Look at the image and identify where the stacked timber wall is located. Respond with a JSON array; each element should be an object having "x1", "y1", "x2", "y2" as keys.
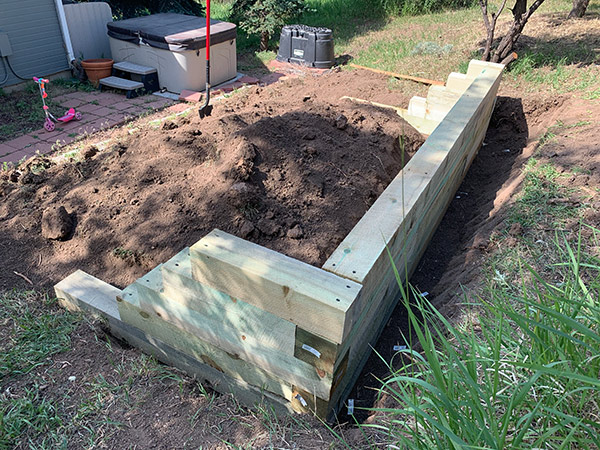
[{"x1": 54, "y1": 60, "x2": 504, "y2": 419}]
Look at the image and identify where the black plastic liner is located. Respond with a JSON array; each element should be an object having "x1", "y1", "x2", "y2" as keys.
[{"x1": 107, "y1": 13, "x2": 237, "y2": 52}]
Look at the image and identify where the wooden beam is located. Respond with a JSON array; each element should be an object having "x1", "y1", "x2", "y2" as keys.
[
  {"x1": 53, "y1": 270, "x2": 295, "y2": 415},
  {"x1": 294, "y1": 327, "x2": 340, "y2": 376},
  {"x1": 157, "y1": 250, "x2": 297, "y2": 356},
  {"x1": 190, "y1": 230, "x2": 362, "y2": 344},
  {"x1": 132, "y1": 267, "x2": 333, "y2": 399},
  {"x1": 445, "y1": 72, "x2": 473, "y2": 94},
  {"x1": 136, "y1": 265, "x2": 294, "y2": 356},
  {"x1": 55, "y1": 269, "x2": 121, "y2": 319},
  {"x1": 119, "y1": 285, "x2": 302, "y2": 400},
  {"x1": 349, "y1": 63, "x2": 445, "y2": 86}
]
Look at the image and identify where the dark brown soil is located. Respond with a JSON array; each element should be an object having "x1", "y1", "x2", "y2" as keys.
[{"x1": 0, "y1": 70, "x2": 424, "y2": 290}]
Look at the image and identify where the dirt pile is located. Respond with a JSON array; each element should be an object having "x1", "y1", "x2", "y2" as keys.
[{"x1": 0, "y1": 71, "x2": 424, "y2": 289}]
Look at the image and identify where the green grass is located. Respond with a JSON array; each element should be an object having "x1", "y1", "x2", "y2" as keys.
[
  {"x1": 0, "y1": 289, "x2": 207, "y2": 448},
  {"x1": 0, "y1": 291, "x2": 78, "y2": 379},
  {"x1": 0, "y1": 291, "x2": 78, "y2": 447},
  {"x1": 508, "y1": 158, "x2": 580, "y2": 230},
  {"x1": 0, "y1": 388, "x2": 65, "y2": 449},
  {"x1": 362, "y1": 230, "x2": 600, "y2": 448}
]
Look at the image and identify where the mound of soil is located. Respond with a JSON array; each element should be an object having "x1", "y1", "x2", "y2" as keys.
[{"x1": 0, "y1": 71, "x2": 424, "y2": 289}]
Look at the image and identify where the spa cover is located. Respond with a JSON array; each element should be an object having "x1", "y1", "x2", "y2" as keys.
[{"x1": 107, "y1": 13, "x2": 236, "y2": 52}]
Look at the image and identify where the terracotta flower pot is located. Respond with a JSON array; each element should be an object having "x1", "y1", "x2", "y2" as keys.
[{"x1": 81, "y1": 58, "x2": 114, "y2": 87}]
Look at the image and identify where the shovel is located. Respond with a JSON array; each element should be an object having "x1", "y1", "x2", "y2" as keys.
[{"x1": 199, "y1": 0, "x2": 213, "y2": 118}]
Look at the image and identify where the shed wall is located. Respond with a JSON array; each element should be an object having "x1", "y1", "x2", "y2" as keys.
[{"x1": 0, "y1": 0, "x2": 69, "y2": 87}]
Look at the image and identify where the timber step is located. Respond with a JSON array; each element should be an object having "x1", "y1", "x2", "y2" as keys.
[{"x1": 53, "y1": 270, "x2": 295, "y2": 415}]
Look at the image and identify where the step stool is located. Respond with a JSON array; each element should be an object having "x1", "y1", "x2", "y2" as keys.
[
  {"x1": 99, "y1": 62, "x2": 159, "y2": 98},
  {"x1": 99, "y1": 76, "x2": 145, "y2": 99}
]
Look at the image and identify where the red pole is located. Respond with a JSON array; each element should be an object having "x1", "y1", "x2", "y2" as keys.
[{"x1": 206, "y1": 0, "x2": 210, "y2": 61}]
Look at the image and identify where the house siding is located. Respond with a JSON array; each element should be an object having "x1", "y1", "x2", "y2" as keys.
[{"x1": 0, "y1": 0, "x2": 70, "y2": 87}]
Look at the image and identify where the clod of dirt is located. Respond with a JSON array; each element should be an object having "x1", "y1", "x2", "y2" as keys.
[
  {"x1": 41, "y1": 206, "x2": 74, "y2": 241},
  {"x1": 302, "y1": 131, "x2": 317, "y2": 140},
  {"x1": 335, "y1": 114, "x2": 348, "y2": 130},
  {"x1": 508, "y1": 222, "x2": 524, "y2": 236},
  {"x1": 8, "y1": 170, "x2": 20, "y2": 183},
  {"x1": 239, "y1": 220, "x2": 255, "y2": 238},
  {"x1": 257, "y1": 218, "x2": 281, "y2": 236},
  {"x1": 18, "y1": 171, "x2": 42, "y2": 185},
  {"x1": 228, "y1": 139, "x2": 256, "y2": 181},
  {"x1": 226, "y1": 182, "x2": 258, "y2": 208},
  {"x1": 109, "y1": 142, "x2": 128, "y2": 156},
  {"x1": 162, "y1": 121, "x2": 178, "y2": 130},
  {"x1": 82, "y1": 145, "x2": 99, "y2": 159},
  {"x1": 287, "y1": 225, "x2": 304, "y2": 239},
  {"x1": 0, "y1": 181, "x2": 14, "y2": 197}
]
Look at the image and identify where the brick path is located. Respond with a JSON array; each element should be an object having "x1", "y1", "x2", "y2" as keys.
[{"x1": 0, "y1": 90, "x2": 176, "y2": 164}]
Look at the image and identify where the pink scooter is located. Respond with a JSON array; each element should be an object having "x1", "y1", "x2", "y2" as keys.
[{"x1": 33, "y1": 77, "x2": 82, "y2": 132}]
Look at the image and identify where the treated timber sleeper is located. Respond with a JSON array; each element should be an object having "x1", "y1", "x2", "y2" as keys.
[
  {"x1": 122, "y1": 282, "x2": 333, "y2": 400},
  {"x1": 160, "y1": 248, "x2": 341, "y2": 376},
  {"x1": 322, "y1": 62, "x2": 504, "y2": 415},
  {"x1": 189, "y1": 229, "x2": 362, "y2": 344},
  {"x1": 54, "y1": 270, "x2": 295, "y2": 415},
  {"x1": 136, "y1": 263, "x2": 295, "y2": 356},
  {"x1": 120, "y1": 284, "x2": 307, "y2": 401},
  {"x1": 160, "y1": 248, "x2": 296, "y2": 355}
]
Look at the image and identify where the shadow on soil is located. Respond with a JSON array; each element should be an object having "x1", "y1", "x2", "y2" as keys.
[{"x1": 346, "y1": 96, "x2": 529, "y2": 421}]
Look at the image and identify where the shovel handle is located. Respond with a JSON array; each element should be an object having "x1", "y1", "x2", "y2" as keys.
[{"x1": 206, "y1": 0, "x2": 210, "y2": 61}]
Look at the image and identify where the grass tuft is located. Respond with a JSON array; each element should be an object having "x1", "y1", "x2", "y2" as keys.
[
  {"x1": 0, "y1": 291, "x2": 78, "y2": 379},
  {"x1": 364, "y1": 229, "x2": 600, "y2": 448}
]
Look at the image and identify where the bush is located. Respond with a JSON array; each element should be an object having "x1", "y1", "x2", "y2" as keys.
[
  {"x1": 70, "y1": 0, "x2": 205, "y2": 20},
  {"x1": 230, "y1": 0, "x2": 306, "y2": 50},
  {"x1": 378, "y1": 0, "x2": 477, "y2": 15}
]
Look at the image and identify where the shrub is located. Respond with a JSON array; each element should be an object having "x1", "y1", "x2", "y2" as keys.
[
  {"x1": 230, "y1": 0, "x2": 306, "y2": 50},
  {"x1": 71, "y1": 0, "x2": 205, "y2": 20},
  {"x1": 378, "y1": 0, "x2": 477, "y2": 16}
]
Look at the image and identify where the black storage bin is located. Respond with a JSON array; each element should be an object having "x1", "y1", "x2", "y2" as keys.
[{"x1": 276, "y1": 25, "x2": 334, "y2": 69}]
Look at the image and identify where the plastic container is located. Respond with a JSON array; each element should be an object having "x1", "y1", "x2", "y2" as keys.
[
  {"x1": 276, "y1": 25, "x2": 334, "y2": 69},
  {"x1": 107, "y1": 13, "x2": 237, "y2": 94}
]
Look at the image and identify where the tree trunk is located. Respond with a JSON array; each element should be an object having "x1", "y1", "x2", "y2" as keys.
[
  {"x1": 260, "y1": 31, "x2": 269, "y2": 51},
  {"x1": 568, "y1": 0, "x2": 590, "y2": 18},
  {"x1": 491, "y1": 0, "x2": 545, "y2": 63},
  {"x1": 479, "y1": 0, "x2": 508, "y2": 62}
]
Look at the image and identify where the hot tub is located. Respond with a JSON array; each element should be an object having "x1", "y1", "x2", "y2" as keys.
[{"x1": 107, "y1": 13, "x2": 237, "y2": 94}]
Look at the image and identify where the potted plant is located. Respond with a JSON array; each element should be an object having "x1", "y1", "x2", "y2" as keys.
[{"x1": 80, "y1": 58, "x2": 114, "y2": 87}]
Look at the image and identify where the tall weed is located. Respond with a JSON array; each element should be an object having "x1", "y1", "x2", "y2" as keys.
[{"x1": 365, "y1": 230, "x2": 600, "y2": 448}]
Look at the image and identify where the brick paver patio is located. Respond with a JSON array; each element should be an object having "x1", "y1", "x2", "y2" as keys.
[{"x1": 0, "y1": 90, "x2": 177, "y2": 164}]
